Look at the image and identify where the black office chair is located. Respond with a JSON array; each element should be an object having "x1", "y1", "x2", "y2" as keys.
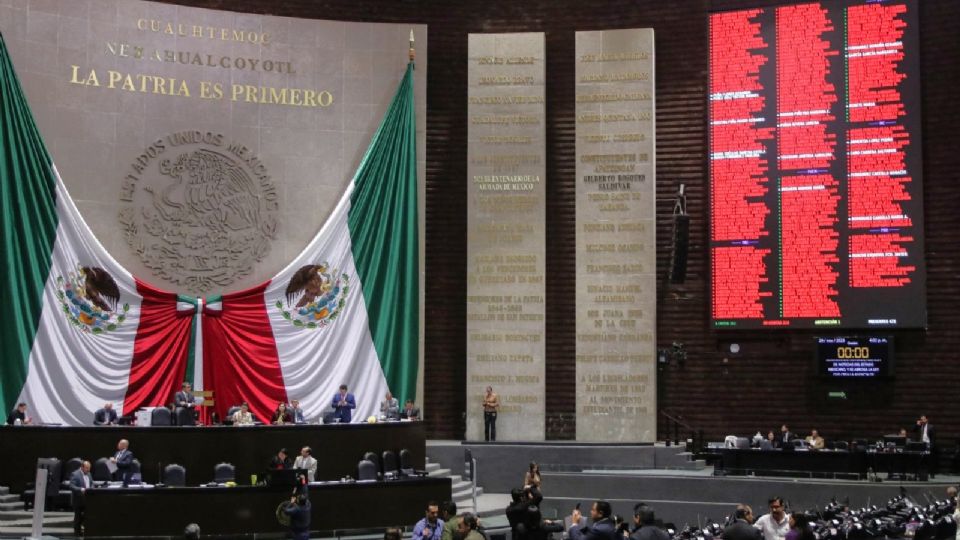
[
  {"x1": 61, "y1": 457, "x2": 83, "y2": 482},
  {"x1": 382, "y1": 450, "x2": 399, "y2": 478},
  {"x1": 357, "y1": 459, "x2": 378, "y2": 481},
  {"x1": 224, "y1": 406, "x2": 241, "y2": 425},
  {"x1": 363, "y1": 451, "x2": 382, "y2": 476},
  {"x1": 214, "y1": 463, "x2": 236, "y2": 483},
  {"x1": 151, "y1": 407, "x2": 172, "y2": 426},
  {"x1": 834, "y1": 441, "x2": 850, "y2": 451},
  {"x1": 322, "y1": 412, "x2": 336, "y2": 424},
  {"x1": 399, "y1": 448, "x2": 415, "y2": 476},
  {"x1": 175, "y1": 406, "x2": 195, "y2": 426},
  {"x1": 92, "y1": 457, "x2": 112, "y2": 482},
  {"x1": 163, "y1": 464, "x2": 187, "y2": 486}
]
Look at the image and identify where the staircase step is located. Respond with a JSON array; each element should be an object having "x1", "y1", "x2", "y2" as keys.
[
  {"x1": 428, "y1": 468, "x2": 451, "y2": 477},
  {"x1": 0, "y1": 501, "x2": 24, "y2": 511},
  {"x1": 425, "y1": 462, "x2": 441, "y2": 472},
  {"x1": 0, "y1": 486, "x2": 9, "y2": 496},
  {"x1": 451, "y1": 480, "x2": 472, "y2": 492},
  {"x1": 0, "y1": 494, "x2": 20, "y2": 503}
]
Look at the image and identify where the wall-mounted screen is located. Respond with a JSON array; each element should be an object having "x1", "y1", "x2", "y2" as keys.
[
  {"x1": 816, "y1": 336, "x2": 893, "y2": 379},
  {"x1": 709, "y1": 0, "x2": 925, "y2": 329}
]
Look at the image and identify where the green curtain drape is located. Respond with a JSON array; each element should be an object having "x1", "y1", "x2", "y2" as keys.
[
  {"x1": 347, "y1": 62, "x2": 419, "y2": 405},
  {"x1": 0, "y1": 33, "x2": 60, "y2": 412}
]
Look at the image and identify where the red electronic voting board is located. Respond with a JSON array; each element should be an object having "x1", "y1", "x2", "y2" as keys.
[{"x1": 709, "y1": 0, "x2": 925, "y2": 329}]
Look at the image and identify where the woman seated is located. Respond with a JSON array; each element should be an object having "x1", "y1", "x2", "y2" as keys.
[
  {"x1": 523, "y1": 461, "x2": 542, "y2": 490},
  {"x1": 271, "y1": 402, "x2": 293, "y2": 425},
  {"x1": 232, "y1": 403, "x2": 254, "y2": 426}
]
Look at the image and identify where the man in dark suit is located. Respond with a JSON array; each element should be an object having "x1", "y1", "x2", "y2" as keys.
[
  {"x1": 330, "y1": 384, "x2": 356, "y2": 423},
  {"x1": 630, "y1": 505, "x2": 669, "y2": 540},
  {"x1": 569, "y1": 500, "x2": 618, "y2": 540},
  {"x1": 175, "y1": 382, "x2": 196, "y2": 426},
  {"x1": 723, "y1": 505, "x2": 762, "y2": 540},
  {"x1": 774, "y1": 425, "x2": 793, "y2": 449},
  {"x1": 70, "y1": 460, "x2": 92, "y2": 536},
  {"x1": 401, "y1": 399, "x2": 421, "y2": 420},
  {"x1": 6, "y1": 402, "x2": 31, "y2": 425},
  {"x1": 915, "y1": 415, "x2": 938, "y2": 477},
  {"x1": 93, "y1": 402, "x2": 118, "y2": 426},
  {"x1": 110, "y1": 439, "x2": 135, "y2": 485}
]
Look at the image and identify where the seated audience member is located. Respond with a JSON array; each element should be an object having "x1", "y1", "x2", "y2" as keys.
[
  {"x1": 458, "y1": 513, "x2": 485, "y2": 540},
  {"x1": 805, "y1": 430, "x2": 825, "y2": 450},
  {"x1": 754, "y1": 497, "x2": 789, "y2": 540},
  {"x1": 381, "y1": 391, "x2": 401, "y2": 420},
  {"x1": 6, "y1": 402, "x2": 31, "y2": 425},
  {"x1": 232, "y1": 403, "x2": 254, "y2": 426},
  {"x1": 272, "y1": 402, "x2": 293, "y2": 425},
  {"x1": 93, "y1": 402, "x2": 118, "y2": 426},
  {"x1": 289, "y1": 399, "x2": 306, "y2": 424},
  {"x1": 786, "y1": 513, "x2": 814, "y2": 540},
  {"x1": 293, "y1": 446, "x2": 317, "y2": 481},
  {"x1": 723, "y1": 504, "x2": 761, "y2": 540},
  {"x1": 899, "y1": 428, "x2": 909, "y2": 439},
  {"x1": 110, "y1": 438, "x2": 135, "y2": 485},
  {"x1": 630, "y1": 505, "x2": 669, "y2": 540},
  {"x1": 569, "y1": 500, "x2": 617, "y2": 540},
  {"x1": 441, "y1": 501, "x2": 459, "y2": 540},
  {"x1": 401, "y1": 399, "x2": 421, "y2": 420},
  {"x1": 384, "y1": 528, "x2": 403, "y2": 540},
  {"x1": 412, "y1": 501, "x2": 444, "y2": 540},
  {"x1": 759, "y1": 431, "x2": 775, "y2": 450},
  {"x1": 775, "y1": 426, "x2": 792, "y2": 449},
  {"x1": 269, "y1": 448, "x2": 292, "y2": 470}
]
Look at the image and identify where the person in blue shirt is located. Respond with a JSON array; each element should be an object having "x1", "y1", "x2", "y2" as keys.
[
  {"x1": 330, "y1": 385, "x2": 356, "y2": 423},
  {"x1": 412, "y1": 501, "x2": 444, "y2": 540},
  {"x1": 569, "y1": 501, "x2": 618, "y2": 540}
]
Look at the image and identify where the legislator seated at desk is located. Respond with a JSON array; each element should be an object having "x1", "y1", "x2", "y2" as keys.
[
  {"x1": 231, "y1": 403, "x2": 255, "y2": 426},
  {"x1": 93, "y1": 402, "x2": 118, "y2": 426},
  {"x1": 805, "y1": 430, "x2": 824, "y2": 450},
  {"x1": 401, "y1": 399, "x2": 420, "y2": 421}
]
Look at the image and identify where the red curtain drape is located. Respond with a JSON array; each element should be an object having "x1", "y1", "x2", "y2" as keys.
[
  {"x1": 122, "y1": 280, "x2": 194, "y2": 414},
  {"x1": 202, "y1": 282, "x2": 287, "y2": 423}
]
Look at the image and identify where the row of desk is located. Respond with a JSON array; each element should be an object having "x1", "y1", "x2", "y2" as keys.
[
  {"x1": 83, "y1": 478, "x2": 452, "y2": 536},
  {"x1": 3, "y1": 422, "x2": 442, "y2": 537},
  {"x1": 714, "y1": 448, "x2": 929, "y2": 479},
  {"x1": 0, "y1": 422, "x2": 426, "y2": 492}
]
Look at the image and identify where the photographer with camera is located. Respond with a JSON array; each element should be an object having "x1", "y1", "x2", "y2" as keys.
[{"x1": 281, "y1": 475, "x2": 311, "y2": 539}]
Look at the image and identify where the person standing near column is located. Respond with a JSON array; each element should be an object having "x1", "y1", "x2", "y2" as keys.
[
  {"x1": 69, "y1": 460, "x2": 92, "y2": 536},
  {"x1": 483, "y1": 386, "x2": 500, "y2": 441}
]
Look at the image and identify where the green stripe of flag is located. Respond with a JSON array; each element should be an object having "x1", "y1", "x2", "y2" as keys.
[
  {"x1": 0, "y1": 34, "x2": 60, "y2": 413},
  {"x1": 347, "y1": 62, "x2": 418, "y2": 405}
]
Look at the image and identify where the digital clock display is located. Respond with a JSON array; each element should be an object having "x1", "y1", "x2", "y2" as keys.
[{"x1": 816, "y1": 336, "x2": 893, "y2": 378}]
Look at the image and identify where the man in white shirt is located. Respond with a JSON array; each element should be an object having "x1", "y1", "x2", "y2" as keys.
[
  {"x1": 293, "y1": 446, "x2": 317, "y2": 481},
  {"x1": 754, "y1": 497, "x2": 789, "y2": 540}
]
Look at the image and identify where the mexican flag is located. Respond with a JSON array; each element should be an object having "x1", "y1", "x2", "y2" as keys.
[
  {"x1": 0, "y1": 34, "x2": 194, "y2": 424},
  {"x1": 1, "y1": 31, "x2": 419, "y2": 425},
  {"x1": 202, "y1": 63, "x2": 419, "y2": 424}
]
